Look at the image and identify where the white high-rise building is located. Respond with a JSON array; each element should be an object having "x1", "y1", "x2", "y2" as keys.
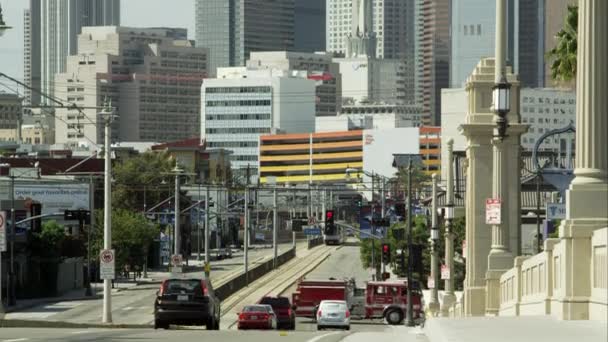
[
  {"x1": 201, "y1": 68, "x2": 316, "y2": 171},
  {"x1": 54, "y1": 27, "x2": 208, "y2": 147},
  {"x1": 326, "y1": 0, "x2": 412, "y2": 59},
  {"x1": 24, "y1": 0, "x2": 120, "y2": 105}
]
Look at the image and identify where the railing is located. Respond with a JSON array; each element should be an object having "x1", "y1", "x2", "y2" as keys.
[
  {"x1": 590, "y1": 228, "x2": 607, "y2": 320},
  {"x1": 498, "y1": 229, "x2": 608, "y2": 320}
]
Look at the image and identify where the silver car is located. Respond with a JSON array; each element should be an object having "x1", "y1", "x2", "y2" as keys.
[{"x1": 316, "y1": 300, "x2": 350, "y2": 330}]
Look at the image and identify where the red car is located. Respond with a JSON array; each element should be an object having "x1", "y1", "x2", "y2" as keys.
[
  {"x1": 258, "y1": 296, "x2": 296, "y2": 330},
  {"x1": 237, "y1": 305, "x2": 277, "y2": 330}
]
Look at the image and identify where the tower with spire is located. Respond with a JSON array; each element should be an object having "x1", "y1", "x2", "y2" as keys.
[{"x1": 345, "y1": 0, "x2": 376, "y2": 58}]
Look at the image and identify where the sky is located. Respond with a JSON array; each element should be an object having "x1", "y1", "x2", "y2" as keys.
[{"x1": 0, "y1": 0, "x2": 195, "y2": 88}]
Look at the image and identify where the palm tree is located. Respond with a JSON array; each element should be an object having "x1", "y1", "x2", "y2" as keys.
[{"x1": 547, "y1": 5, "x2": 578, "y2": 83}]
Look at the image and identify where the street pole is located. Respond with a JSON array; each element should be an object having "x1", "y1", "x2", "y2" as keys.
[
  {"x1": 441, "y1": 139, "x2": 457, "y2": 316},
  {"x1": 101, "y1": 102, "x2": 115, "y2": 324},
  {"x1": 428, "y1": 173, "x2": 440, "y2": 316},
  {"x1": 8, "y1": 175, "x2": 15, "y2": 306},
  {"x1": 244, "y1": 187, "x2": 250, "y2": 285},
  {"x1": 370, "y1": 172, "x2": 377, "y2": 280},
  {"x1": 85, "y1": 176, "x2": 94, "y2": 296},
  {"x1": 273, "y1": 186, "x2": 278, "y2": 269},
  {"x1": 536, "y1": 171, "x2": 542, "y2": 254},
  {"x1": 205, "y1": 186, "x2": 210, "y2": 267},
  {"x1": 197, "y1": 182, "x2": 201, "y2": 261},
  {"x1": 406, "y1": 159, "x2": 414, "y2": 327},
  {"x1": 174, "y1": 163, "x2": 181, "y2": 259}
]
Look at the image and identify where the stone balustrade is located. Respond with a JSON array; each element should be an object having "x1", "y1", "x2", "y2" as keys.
[{"x1": 497, "y1": 228, "x2": 607, "y2": 320}]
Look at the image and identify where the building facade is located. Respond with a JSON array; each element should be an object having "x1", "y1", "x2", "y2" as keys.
[
  {"x1": 419, "y1": 126, "x2": 441, "y2": 175},
  {"x1": 326, "y1": 0, "x2": 414, "y2": 59},
  {"x1": 23, "y1": 0, "x2": 120, "y2": 105},
  {"x1": 315, "y1": 103, "x2": 423, "y2": 132},
  {"x1": 520, "y1": 88, "x2": 576, "y2": 151},
  {"x1": 195, "y1": 0, "x2": 295, "y2": 75},
  {"x1": 54, "y1": 27, "x2": 208, "y2": 147},
  {"x1": 201, "y1": 67, "x2": 316, "y2": 172},
  {"x1": 416, "y1": 0, "x2": 450, "y2": 125},
  {"x1": 335, "y1": 57, "x2": 413, "y2": 105},
  {"x1": 247, "y1": 51, "x2": 341, "y2": 117},
  {"x1": 0, "y1": 92, "x2": 22, "y2": 142},
  {"x1": 294, "y1": 0, "x2": 326, "y2": 53},
  {"x1": 258, "y1": 130, "x2": 363, "y2": 184}
]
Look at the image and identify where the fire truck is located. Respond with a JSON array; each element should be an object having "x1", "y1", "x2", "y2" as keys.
[{"x1": 291, "y1": 278, "x2": 423, "y2": 325}]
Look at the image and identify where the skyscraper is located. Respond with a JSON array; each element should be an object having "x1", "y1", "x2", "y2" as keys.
[
  {"x1": 326, "y1": 0, "x2": 413, "y2": 59},
  {"x1": 518, "y1": 0, "x2": 545, "y2": 88},
  {"x1": 23, "y1": 0, "x2": 120, "y2": 105},
  {"x1": 294, "y1": 0, "x2": 326, "y2": 53},
  {"x1": 415, "y1": 0, "x2": 450, "y2": 126},
  {"x1": 195, "y1": 0, "x2": 295, "y2": 75}
]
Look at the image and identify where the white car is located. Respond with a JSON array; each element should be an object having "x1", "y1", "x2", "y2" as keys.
[{"x1": 316, "y1": 300, "x2": 350, "y2": 331}]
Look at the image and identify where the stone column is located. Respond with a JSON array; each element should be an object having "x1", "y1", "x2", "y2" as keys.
[
  {"x1": 428, "y1": 173, "x2": 440, "y2": 316},
  {"x1": 441, "y1": 139, "x2": 457, "y2": 316},
  {"x1": 555, "y1": 0, "x2": 608, "y2": 320}
]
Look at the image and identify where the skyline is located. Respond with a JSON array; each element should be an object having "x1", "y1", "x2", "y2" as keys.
[{"x1": 0, "y1": 0, "x2": 195, "y2": 86}]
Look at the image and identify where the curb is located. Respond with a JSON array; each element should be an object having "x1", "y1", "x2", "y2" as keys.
[
  {"x1": 5, "y1": 294, "x2": 103, "y2": 314},
  {"x1": 0, "y1": 319, "x2": 150, "y2": 329}
]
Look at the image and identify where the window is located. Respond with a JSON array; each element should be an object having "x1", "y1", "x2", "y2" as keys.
[
  {"x1": 464, "y1": 25, "x2": 468, "y2": 35},
  {"x1": 477, "y1": 24, "x2": 482, "y2": 35}
]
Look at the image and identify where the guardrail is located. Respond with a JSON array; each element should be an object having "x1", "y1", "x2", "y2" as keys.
[
  {"x1": 590, "y1": 228, "x2": 607, "y2": 320},
  {"x1": 214, "y1": 247, "x2": 296, "y2": 301}
]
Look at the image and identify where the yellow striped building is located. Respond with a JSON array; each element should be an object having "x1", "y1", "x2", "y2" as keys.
[{"x1": 259, "y1": 130, "x2": 364, "y2": 184}]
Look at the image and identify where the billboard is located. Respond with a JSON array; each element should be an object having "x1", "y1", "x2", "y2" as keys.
[
  {"x1": 363, "y1": 128, "x2": 420, "y2": 178},
  {"x1": 12, "y1": 183, "x2": 90, "y2": 216}
]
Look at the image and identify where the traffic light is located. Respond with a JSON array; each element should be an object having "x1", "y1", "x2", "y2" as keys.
[
  {"x1": 396, "y1": 249, "x2": 406, "y2": 277},
  {"x1": 381, "y1": 243, "x2": 391, "y2": 264},
  {"x1": 324, "y1": 209, "x2": 335, "y2": 235},
  {"x1": 394, "y1": 203, "x2": 405, "y2": 216}
]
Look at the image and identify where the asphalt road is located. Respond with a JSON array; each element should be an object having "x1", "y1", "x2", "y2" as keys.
[
  {"x1": 4, "y1": 244, "x2": 295, "y2": 325},
  {"x1": 0, "y1": 326, "x2": 428, "y2": 342}
]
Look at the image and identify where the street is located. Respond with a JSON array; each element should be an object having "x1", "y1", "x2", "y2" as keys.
[
  {"x1": 0, "y1": 326, "x2": 428, "y2": 342},
  {"x1": 4, "y1": 243, "x2": 296, "y2": 325}
]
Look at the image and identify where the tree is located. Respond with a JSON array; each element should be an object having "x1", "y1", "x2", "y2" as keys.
[
  {"x1": 112, "y1": 151, "x2": 174, "y2": 210},
  {"x1": 28, "y1": 220, "x2": 66, "y2": 259},
  {"x1": 547, "y1": 5, "x2": 578, "y2": 83},
  {"x1": 92, "y1": 209, "x2": 159, "y2": 272}
]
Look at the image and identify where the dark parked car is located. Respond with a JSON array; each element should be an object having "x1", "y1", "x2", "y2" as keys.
[
  {"x1": 258, "y1": 296, "x2": 296, "y2": 330},
  {"x1": 154, "y1": 278, "x2": 221, "y2": 330}
]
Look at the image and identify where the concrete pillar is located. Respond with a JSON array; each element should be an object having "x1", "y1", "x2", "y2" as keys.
[
  {"x1": 555, "y1": 0, "x2": 608, "y2": 320},
  {"x1": 459, "y1": 57, "x2": 527, "y2": 316},
  {"x1": 441, "y1": 139, "x2": 457, "y2": 316}
]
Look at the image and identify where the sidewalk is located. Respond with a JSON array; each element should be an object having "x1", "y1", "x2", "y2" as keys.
[
  {"x1": 2, "y1": 281, "x2": 138, "y2": 316},
  {"x1": 423, "y1": 316, "x2": 607, "y2": 342}
]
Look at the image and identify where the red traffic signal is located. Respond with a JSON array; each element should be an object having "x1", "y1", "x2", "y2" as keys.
[{"x1": 325, "y1": 210, "x2": 334, "y2": 221}]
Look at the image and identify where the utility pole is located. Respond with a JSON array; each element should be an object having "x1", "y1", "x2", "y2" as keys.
[
  {"x1": 406, "y1": 158, "x2": 415, "y2": 327},
  {"x1": 244, "y1": 187, "x2": 250, "y2": 285},
  {"x1": 8, "y1": 174, "x2": 15, "y2": 306},
  {"x1": 273, "y1": 186, "x2": 278, "y2": 269},
  {"x1": 85, "y1": 176, "x2": 94, "y2": 296},
  {"x1": 428, "y1": 173, "x2": 440, "y2": 316},
  {"x1": 173, "y1": 160, "x2": 183, "y2": 259},
  {"x1": 197, "y1": 182, "x2": 201, "y2": 261},
  {"x1": 205, "y1": 186, "x2": 210, "y2": 268},
  {"x1": 100, "y1": 100, "x2": 115, "y2": 324}
]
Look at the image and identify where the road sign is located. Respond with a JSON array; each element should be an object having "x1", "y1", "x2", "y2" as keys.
[
  {"x1": 546, "y1": 203, "x2": 566, "y2": 220},
  {"x1": 303, "y1": 226, "x2": 321, "y2": 236},
  {"x1": 307, "y1": 216, "x2": 317, "y2": 225},
  {"x1": 485, "y1": 198, "x2": 502, "y2": 225},
  {"x1": 100, "y1": 249, "x2": 115, "y2": 280},
  {"x1": 0, "y1": 211, "x2": 6, "y2": 252},
  {"x1": 171, "y1": 254, "x2": 183, "y2": 267},
  {"x1": 427, "y1": 276, "x2": 435, "y2": 289},
  {"x1": 441, "y1": 264, "x2": 450, "y2": 280}
]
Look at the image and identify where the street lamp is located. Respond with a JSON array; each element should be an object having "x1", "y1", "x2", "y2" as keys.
[
  {"x1": 492, "y1": 74, "x2": 511, "y2": 139},
  {"x1": 0, "y1": 3, "x2": 12, "y2": 37}
]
